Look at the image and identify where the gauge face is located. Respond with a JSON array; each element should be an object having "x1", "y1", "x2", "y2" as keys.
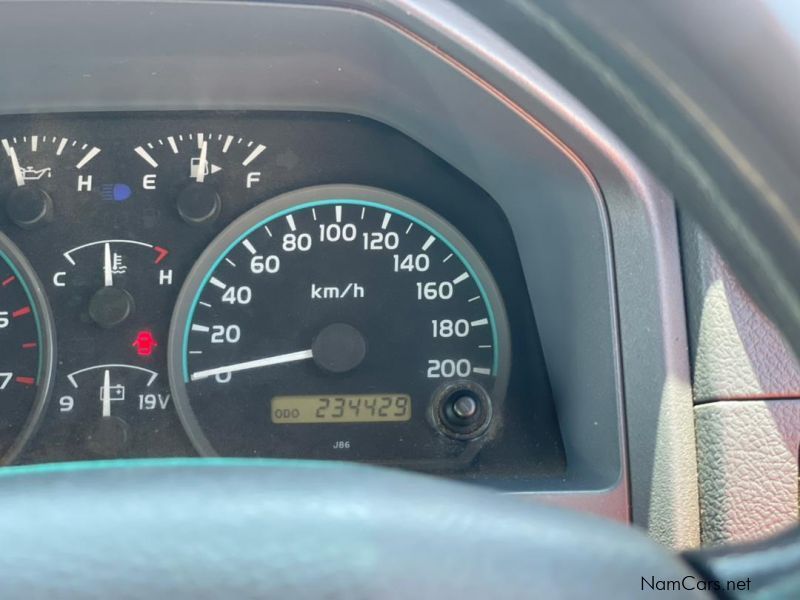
[
  {"x1": 0, "y1": 232, "x2": 54, "y2": 463},
  {"x1": 1, "y1": 134, "x2": 101, "y2": 230},
  {"x1": 169, "y1": 185, "x2": 511, "y2": 466},
  {"x1": 55, "y1": 238, "x2": 172, "y2": 328},
  {"x1": 41, "y1": 237, "x2": 179, "y2": 458},
  {"x1": 51, "y1": 363, "x2": 174, "y2": 458},
  {"x1": 132, "y1": 131, "x2": 269, "y2": 228}
]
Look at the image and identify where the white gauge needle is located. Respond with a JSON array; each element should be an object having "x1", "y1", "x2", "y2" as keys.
[
  {"x1": 7, "y1": 146, "x2": 24, "y2": 187},
  {"x1": 103, "y1": 242, "x2": 113, "y2": 287},
  {"x1": 190, "y1": 349, "x2": 314, "y2": 381},
  {"x1": 196, "y1": 140, "x2": 208, "y2": 183},
  {"x1": 101, "y1": 369, "x2": 112, "y2": 417}
]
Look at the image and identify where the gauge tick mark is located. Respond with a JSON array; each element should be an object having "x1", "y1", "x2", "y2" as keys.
[
  {"x1": 12, "y1": 306, "x2": 31, "y2": 318},
  {"x1": 135, "y1": 146, "x2": 159, "y2": 168},
  {"x1": 209, "y1": 277, "x2": 227, "y2": 290},
  {"x1": 242, "y1": 144, "x2": 266, "y2": 167},
  {"x1": 76, "y1": 146, "x2": 101, "y2": 169}
]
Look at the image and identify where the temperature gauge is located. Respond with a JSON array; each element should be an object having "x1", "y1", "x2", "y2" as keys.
[{"x1": 54, "y1": 239, "x2": 172, "y2": 328}]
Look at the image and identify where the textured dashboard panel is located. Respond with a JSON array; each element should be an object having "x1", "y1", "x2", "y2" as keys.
[
  {"x1": 695, "y1": 400, "x2": 800, "y2": 545},
  {"x1": 681, "y1": 215, "x2": 800, "y2": 401}
]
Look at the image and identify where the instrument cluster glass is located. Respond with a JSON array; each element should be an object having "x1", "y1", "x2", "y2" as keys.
[{"x1": 0, "y1": 112, "x2": 564, "y2": 480}]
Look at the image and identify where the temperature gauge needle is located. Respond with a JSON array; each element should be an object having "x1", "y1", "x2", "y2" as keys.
[
  {"x1": 190, "y1": 349, "x2": 314, "y2": 381},
  {"x1": 103, "y1": 242, "x2": 113, "y2": 287},
  {"x1": 7, "y1": 146, "x2": 24, "y2": 187},
  {"x1": 101, "y1": 369, "x2": 112, "y2": 417}
]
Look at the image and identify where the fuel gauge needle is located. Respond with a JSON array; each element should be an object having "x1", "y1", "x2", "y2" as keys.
[
  {"x1": 101, "y1": 369, "x2": 112, "y2": 417},
  {"x1": 196, "y1": 139, "x2": 208, "y2": 183},
  {"x1": 190, "y1": 349, "x2": 314, "y2": 381},
  {"x1": 103, "y1": 242, "x2": 114, "y2": 287},
  {"x1": 7, "y1": 146, "x2": 24, "y2": 187}
]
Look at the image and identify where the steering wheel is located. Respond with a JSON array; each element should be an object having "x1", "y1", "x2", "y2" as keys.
[{"x1": 0, "y1": 1, "x2": 798, "y2": 597}]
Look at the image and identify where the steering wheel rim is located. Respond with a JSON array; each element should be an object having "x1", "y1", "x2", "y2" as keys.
[{"x1": 0, "y1": 459, "x2": 711, "y2": 599}]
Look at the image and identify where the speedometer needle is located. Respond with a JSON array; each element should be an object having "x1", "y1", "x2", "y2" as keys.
[{"x1": 190, "y1": 349, "x2": 314, "y2": 381}]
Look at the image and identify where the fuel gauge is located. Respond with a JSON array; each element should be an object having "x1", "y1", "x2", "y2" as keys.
[{"x1": 133, "y1": 132, "x2": 268, "y2": 226}]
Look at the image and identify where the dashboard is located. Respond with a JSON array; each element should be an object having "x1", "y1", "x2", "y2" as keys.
[
  {"x1": 0, "y1": 0, "x2": 795, "y2": 572},
  {"x1": 0, "y1": 0, "x2": 686, "y2": 526},
  {"x1": 0, "y1": 111, "x2": 563, "y2": 479}
]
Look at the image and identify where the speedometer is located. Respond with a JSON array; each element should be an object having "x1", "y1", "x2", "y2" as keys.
[{"x1": 168, "y1": 185, "x2": 510, "y2": 466}]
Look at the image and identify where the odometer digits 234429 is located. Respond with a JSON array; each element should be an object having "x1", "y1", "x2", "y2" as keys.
[{"x1": 168, "y1": 185, "x2": 510, "y2": 466}]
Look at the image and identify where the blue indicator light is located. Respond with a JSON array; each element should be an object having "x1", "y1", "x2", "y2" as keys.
[{"x1": 101, "y1": 183, "x2": 132, "y2": 203}]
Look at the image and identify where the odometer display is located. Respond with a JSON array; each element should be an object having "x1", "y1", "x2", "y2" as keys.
[
  {"x1": 271, "y1": 394, "x2": 411, "y2": 424},
  {"x1": 168, "y1": 185, "x2": 511, "y2": 466}
]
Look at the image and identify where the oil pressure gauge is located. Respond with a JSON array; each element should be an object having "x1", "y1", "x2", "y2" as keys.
[{"x1": 1, "y1": 134, "x2": 101, "y2": 229}]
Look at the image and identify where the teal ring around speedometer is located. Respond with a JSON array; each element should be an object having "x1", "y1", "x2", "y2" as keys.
[
  {"x1": 181, "y1": 199, "x2": 501, "y2": 382},
  {"x1": 168, "y1": 184, "x2": 511, "y2": 461}
]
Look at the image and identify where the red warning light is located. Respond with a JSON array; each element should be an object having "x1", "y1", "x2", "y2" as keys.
[{"x1": 133, "y1": 330, "x2": 158, "y2": 357}]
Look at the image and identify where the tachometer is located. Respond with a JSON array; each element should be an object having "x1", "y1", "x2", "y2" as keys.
[
  {"x1": 168, "y1": 185, "x2": 510, "y2": 466},
  {"x1": 0, "y1": 232, "x2": 54, "y2": 463}
]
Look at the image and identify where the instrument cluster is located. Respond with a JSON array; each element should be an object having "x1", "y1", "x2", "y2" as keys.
[{"x1": 0, "y1": 112, "x2": 563, "y2": 479}]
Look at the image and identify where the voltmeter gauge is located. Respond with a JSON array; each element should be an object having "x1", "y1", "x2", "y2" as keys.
[
  {"x1": 0, "y1": 232, "x2": 54, "y2": 464},
  {"x1": 169, "y1": 185, "x2": 511, "y2": 467},
  {"x1": 52, "y1": 363, "x2": 174, "y2": 458}
]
